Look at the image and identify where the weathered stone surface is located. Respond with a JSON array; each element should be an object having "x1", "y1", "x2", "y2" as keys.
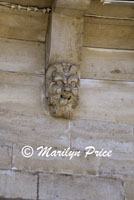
[
  {"x1": 0, "y1": 112, "x2": 69, "y2": 148},
  {"x1": 47, "y1": 12, "x2": 83, "y2": 66},
  {"x1": 0, "y1": 38, "x2": 45, "y2": 74},
  {"x1": 12, "y1": 143, "x2": 99, "y2": 175},
  {"x1": 0, "y1": 170, "x2": 37, "y2": 199},
  {"x1": 99, "y1": 153, "x2": 134, "y2": 178},
  {"x1": 39, "y1": 173, "x2": 124, "y2": 200},
  {"x1": 72, "y1": 137, "x2": 134, "y2": 154},
  {"x1": 70, "y1": 119, "x2": 133, "y2": 140},
  {"x1": 81, "y1": 47, "x2": 134, "y2": 81},
  {"x1": 124, "y1": 179, "x2": 134, "y2": 200},
  {"x1": 84, "y1": 16, "x2": 134, "y2": 49},
  {"x1": 46, "y1": 63, "x2": 80, "y2": 119},
  {"x1": 0, "y1": 71, "x2": 70, "y2": 148},
  {"x1": 70, "y1": 119, "x2": 134, "y2": 154},
  {"x1": 0, "y1": 0, "x2": 53, "y2": 8},
  {"x1": 54, "y1": 7, "x2": 86, "y2": 18},
  {"x1": 55, "y1": 0, "x2": 91, "y2": 10},
  {"x1": 0, "y1": 141, "x2": 12, "y2": 170},
  {"x1": 86, "y1": 0, "x2": 134, "y2": 18},
  {"x1": 0, "y1": 6, "x2": 48, "y2": 42},
  {"x1": 74, "y1": 79, "x2": 134, "y2": 124},
  {"x1": 0, "y1": 72, "x2": 44, "y2": 114}
]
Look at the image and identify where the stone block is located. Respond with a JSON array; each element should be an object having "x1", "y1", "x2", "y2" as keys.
[
  {"x1": 0, "y1": 170, "x2": 37, "y2": 199},
  {"x1": 81, "y1": 47, "x2": 134, "y2": 81},
  {"x1": 84, "y1": 17, "x2": 134, "y2": 49},
  {"x1": 55, "y1": 0, "x2": 91, "y2": 10},
  {"x1": 0, "y1": 6, "x2": 48, "y2": 42},
  {"x1": 13, "y1": 143, "x2": 99, "y2": 175},
  {"x1": 99, "y1": 152, "x2": 134, "y2": 178},
  {"x1": 0, "y1": 112, "x2": 69, "y2": 148},
  {"x1": 0, "y1": 72, "x2": 44, "y2": 114},
  {"x1": 0, "y1": 141, "x2": 12, "y2": 170},
  {"x1": 70, "y1": 119, "x2": 133, "y2": 141},
  {"x1": 47, "y1": 12, "x2": 83, "y2": 65},
  {"x1": 39, "y1": 173, "x2": 124, "y2": 200},
  {"x1": 74, "y1": 79, "x2": 134, "y2": 125},
  {"x1": 0, "y1": 0, "x2": 53, "y2": 8},
  {"x1": 86, "y1": 0, "x2": 134, "y2": 18},
  {"x1": 0, "y1": 38, "x2": 45, "y2": 74},
  {"x1": 124, "y1": 179, "x2": 134, "y2": 200}
]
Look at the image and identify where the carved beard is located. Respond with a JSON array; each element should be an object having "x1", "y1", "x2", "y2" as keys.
[{"x1": 47, "y1": 83, "x2": 79, "y2": 119}]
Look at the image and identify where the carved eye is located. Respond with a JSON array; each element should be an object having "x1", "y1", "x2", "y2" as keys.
[
  {"x1": 71, "y1": 81, "x2": 77, "y2": 87},
  {"x1": 57, "y1": 80, "x2": 63, "y2": 86}
]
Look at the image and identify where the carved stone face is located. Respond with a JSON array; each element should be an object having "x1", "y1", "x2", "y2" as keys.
[{"x1": 46, "y1": 63, "x2": 80, "y2": 119}]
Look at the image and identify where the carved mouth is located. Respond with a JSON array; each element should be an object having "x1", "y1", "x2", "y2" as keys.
[
  {"x1": 61, "y1": 95, "x2": 71, "y2": 101},
  {"x1": 67, "y1": 96, "x2": 71, "y2": 100}
]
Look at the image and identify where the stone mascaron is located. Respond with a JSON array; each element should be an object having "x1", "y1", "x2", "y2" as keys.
[{"x1": 46, "y1": 63, "x2": 80, "y2": 119}]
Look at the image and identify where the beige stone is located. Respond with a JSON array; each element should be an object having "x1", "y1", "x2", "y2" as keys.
[
  {"x1": 70, "y1": 119, "x2": 133, "y2": 140},
  {"x1": 0, "y1": 0, "x2": 53, "y2": 8},
  {"x1": 39, "y1": 173, "x2": 124, "y2": 200},
  {"x1": 0, "y1": 71, "x2": 44, "y2": 114},
  {"x1": 124, "y1": 180, "x2": 134, "y2": 200},
  {"x1": 86, "y1": 0, "x2": 134, "y2": 18},
  {"x1": 72, "y1": 137, "x2": 134, "y2": 154},
  {"x1": 0, "y1": 0, "x2": 133, "y2": 199},
  {"x1": 0, "y1": 6, "x2": 48, "y2": 42},
  {"x1": 99, "y1": 152, "x2": 134, "y2": 178},
  {"x1": 0, "y1": 141, "x2": 12, "y2": 170},
  {"x1": 46, "y1": 63, "x2": 80, "y2": 119},
  {"x1": 70, "y1": 119, "x2": 134, "y2": 153},
  {"x1": 81, "y1": 47, "x2": 134, "y2": 81},
  {"x1": 0, "y1": 170, "x2": 37, "y2": 199},
  {"x1": 54, "y1": 7, "x2": 86, "y2": 18},
  {"x1": 13, "y1": 143, "x2": 99, "y2": 175},
  {"x1": 0, "y1": 38, "x2": 45, "y2": 74},
  {"x1": 74, "y1": 79, "x2": 134, "y2": 124},
  {"x1": 0, "y1": 112, "x2": 69, "y2": 148},
  {"x1": 55, "y1": 0, "x2": 91, "y2": 10},
  {"x1": 47, "y1": 12, "x2": 83, "y2": 66},
  {"x1": 84, "y1": 16, "x2": 134, "y2": 49}
]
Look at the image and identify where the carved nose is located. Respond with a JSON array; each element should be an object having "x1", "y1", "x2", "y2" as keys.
[{"x1": 64, "y1": 86, "x2": 71, "y2": 92}]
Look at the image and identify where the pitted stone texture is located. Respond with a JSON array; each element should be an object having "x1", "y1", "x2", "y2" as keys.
[
  {"x1": 124, "y1": 179, "x2": 134, "y2": 200},
  {"x1": 99, "y1": 152, "x2": 134, "y2": 178},
  {"x1": 0, "y1": 141, "x2": 12, "y2": 170},
  {"x1": 0, "y1": 112, "x2": 69, "y2": 148},
  {"x1": 74, "y1": 79, "x2": 134, "y2": 125},
  {"x1": 70, "y1": 119, "x2": 133, "y2": 145},
  {"x1": 46, "y1": 63, "x2": 80, "y2": 119},
  {"x1": 81, "y1": 47, "x2": 134, "y2": 81},
  {"x1": 39, "y1": 173, "x2": 124, "y2": 200},
  {"x1": 0, "y1": 38, "x2": 45, "y2": 74},
  {"x1": 48, "y1": 13, "x2": 83, "y2": 65},
  {"x1": 0, "y1": 170, "x2": 37, "y2": 200},
  {"x1": 55, "y1": 0, "x2": 91, "y2": 10},
  {"x1": 0, "y1": 7, "x2": 48, "y2": 42},
  {"x1": 13, "y1": 143, "x2": 99, "y2": 175}
]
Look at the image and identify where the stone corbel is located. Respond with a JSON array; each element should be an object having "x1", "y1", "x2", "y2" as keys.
[{"x1": 45, "y1": 0, "x2": 90, "y2": 118}]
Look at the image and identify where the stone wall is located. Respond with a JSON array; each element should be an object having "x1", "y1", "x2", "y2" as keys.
[{"x1": 0, "y1": 0, "x2": 134, "y2": 199}]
